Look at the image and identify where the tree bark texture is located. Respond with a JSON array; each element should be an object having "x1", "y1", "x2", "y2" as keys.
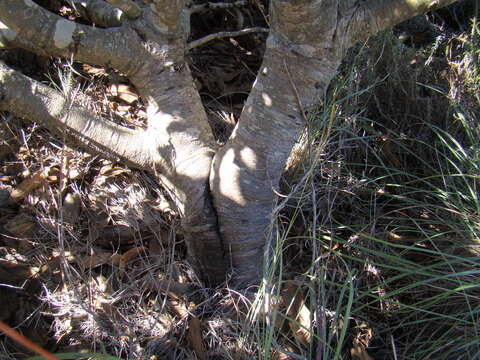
[{"x1": 0, "y1": 0, "x2": 460, "y2": 286}]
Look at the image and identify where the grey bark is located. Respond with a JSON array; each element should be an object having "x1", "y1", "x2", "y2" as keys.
[
  {"x1": 0, "y1": 62, "x2": 153, "y2": 169},
  {"x1": 0, "y1": 0, "x2": 143, "y2": 74},
  {"x1": 69, "y1": 0, "x2": 125, "y2": 27},
  {"x1": 105, "y1": 0, "x2": 141, "y2": 19},
  {"x1": 0, "y1": 0, "x2": 460, "y2": 286}
]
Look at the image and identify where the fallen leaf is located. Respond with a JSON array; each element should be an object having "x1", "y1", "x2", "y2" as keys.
[
  {"x1": 76, "y1": 250, "x2": 113, "y2": 271},
  {"x1": 9, "y1": 168, "x2": 50, "y2": 203},
  {"x1": 168, "y1": 298, "x2": 189, "y2": 318},
  {"x1": 282, "y1": 280, "x2": 312, "y2": 346},
  {"x1": 187, "y1": 316, "x2": 207, "y2": 360},
  {"x1": 149, "y1": 278, "x2": 198, "y2": 300},
  {"x1": 386, "y1": 231, "x2": 424, "y2": 246},
  {"x1": 387, "y1": 231, "x2": 408, "y2": 242},
  {"x1": 118, "y1": 246, "x2": 146, "y2": 277},
  {"x1": 4, "y1": 213, "x2": 36, "y2": 238},
  {"x1": 99, "y1": 164, "x2": 130, "y2": 178},
  {"x1": 82, "y1": 63, "x2": 108, "y2": 77},
  {"x1": 116, "y1": 104, "x2": 132, "y2": 114},
  {"x1": 109, "y1": 84, "x2": 139, "y2": 104},
  {"x1": 0, "y1": 260, "x2": 37, "y2": 283}
]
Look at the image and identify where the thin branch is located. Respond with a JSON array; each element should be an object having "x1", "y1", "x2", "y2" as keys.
[
  {"x1": 190, "y1": 0, "x2": 248, "y2": 14},
  {"x1": 186, "y1": 27, "x2": 269, "y2": 51},
  {"x1": 0, "y1": 61, "x2": 154, "y2": 171},
  {"x1": 105, "y1": 0, "x2": 141, "y2": 19},
  {"x1": 0, "y1": 320, "x2": 60, "y2": 360}
]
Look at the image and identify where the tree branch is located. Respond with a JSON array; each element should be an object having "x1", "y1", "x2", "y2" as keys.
[
  {"x1": 0, "y1": 0, "x2": 144, "y2": 75},
  {"x1": 190, "y1": 0, "x2": 248, "y2": 14},
  {"x1": 186, "y1": 27, "x2": 269, "y2": 51},
  {"x1": 209, "y1": 0, "x2": 462, "y2": 286},
  {"x1": 0, "y1": 20, "x2": 65, "y2": 54},
  {"x1": 69, "y1": 0, "x2": 124, "y2": 27},
  {"x1": 105, "y1": 0, "x2": 141, "y2": 19},
  {"x1": 127, "y1": 58, "x2": 228, "y2": 285},
  {"x1": 343, "y1": 0, "x2": 460, "y2": 46},
  {"x1": 151, "y1": 0, "x2": 188, "y2": 34},
  {"x1": 0, "y1": 21, "x2": 17, "y2": 50},
  {"x1": 0, "y1": 61, "x2": 154, "y2": 170},
  {"x1": 0, "y1": 58, "x2": 228, "y2": 284}
]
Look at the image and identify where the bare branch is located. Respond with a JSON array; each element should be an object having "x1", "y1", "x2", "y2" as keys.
[
  {"x1": 0, "y1": 58, "x2": 228, "y2": 284},
  {"x1": 0, "y1": 20, "x2": 66, "y2": 54},
  {"x1": 0, "y1": 61, "x2": 154, "y2": 170},
  {"x1": 69, "y1": 0, "x2": 124, "y2": 27},
  {"x1": 190, "y1": 0, "x2": 248, "y2": 14},
  {"x1": 343, "y1": 0, "x2": 460, "y2": 46},
  {"x1": 105, "y1": 0, "x2": 141, "y2": 19},
  {"x1": 0, "y1": 21, "x2": 17, "y2": 49},
  {"x1": 123, "y1": 55, "x2": 228, "y2": 284},
  {"x1": 0, "y1": 0, "x2": 145, "y2": 74},
  {"x1": 186, "y1": 27, "x2": 269, "y2": 51}
]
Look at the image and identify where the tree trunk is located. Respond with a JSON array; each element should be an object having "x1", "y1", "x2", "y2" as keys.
[{"x1": 0, "y1": 0, "x2": 460, "y2": 287}]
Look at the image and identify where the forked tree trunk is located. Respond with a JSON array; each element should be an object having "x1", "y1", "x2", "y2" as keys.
[{"x1": 0, "y1": 0, "x2": 459, "y2": 286}]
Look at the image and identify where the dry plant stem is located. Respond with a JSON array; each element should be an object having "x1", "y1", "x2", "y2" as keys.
[
  {"x1": 190, "y1": 0, "x2": 248, "y2": 14},
  {"x1": 186, "y1": 27, "x2": 270, "y2": 51},
  {"x1": 105, "y1": 0, "x2": 141, "y2": 19},
  {"x1": 0, "y1": 320, "x2": 60, "y2": 360}
]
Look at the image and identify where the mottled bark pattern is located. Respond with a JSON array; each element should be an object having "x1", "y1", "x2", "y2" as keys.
[
  {"x1": 211, "y1": 46, "x2": 342, "y2": 284},
  {"x1": 0, "y1": 0, "x2": 459, "y2": 286}
]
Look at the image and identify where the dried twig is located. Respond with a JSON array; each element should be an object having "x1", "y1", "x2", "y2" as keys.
[
  {"x1": 190, "y1": 0, "x2": 248, "y2": 14},
  {"x1": 187, "y1": 27, "x2": 269, "y2": 51},
  {"x1": 0, "y1": 320, "x2": 60, "y2": 360}
]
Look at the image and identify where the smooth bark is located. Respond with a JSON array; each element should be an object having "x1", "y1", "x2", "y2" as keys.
[
  {"x1": 129, "y1": 57, "x2": 227, "y2": 284},
  {"x1": 0, "y1": 0, "x2": 460, "y2": 286},
  {"x1": 210, "y1": 0, "x2": 460, "y2": 284},
  {"x1": 0, "y1": 0, "x2": 143, "y2": 74},
  {"x1": 0, "y1": 61, "x2": 153, "y2": 169},
  {"x1": 70, "y1": 0, "x2": 124, "y2": 27}
]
